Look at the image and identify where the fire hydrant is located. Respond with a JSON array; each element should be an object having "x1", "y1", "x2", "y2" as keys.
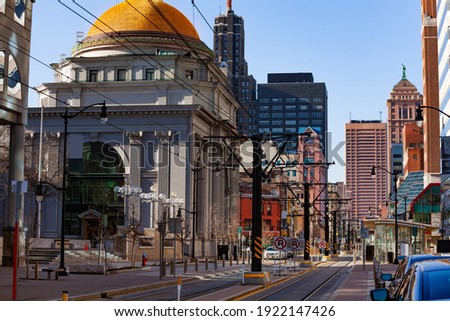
[{"x1": 142, "y1": 252, "x2": 148, "y2": 267}]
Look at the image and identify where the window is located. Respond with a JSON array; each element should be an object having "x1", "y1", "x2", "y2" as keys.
[
  {"x1": 312, "y1": 105, "x2": 323, "y2": 110},
  {"x1": 286, "y1": 97, "x2": 297, "y2": 103},
  {"x1": 272, "y1": 105, "x2": 283, "y2": 110},
  {"x1": 286, "y1": 105, "x2": 296, "y2": 110},
  {"x1": 299, "y1": 98, "x2": 309, "y2": 102},
  {"x1": 88, "y1": 69, "x2": 99, "y2": 82},
  {"x1": 300, "y1": 105, "x2": 309, "y2": 110},
  {"x1": 286, "y1": 113, "x2": 297, "y2": 118},
  {"x1": 272, "y1": 98, "x2": 283, "y2": 103},
  {"x1": 116, "y1": 68, "x2": 126, "y2": 81},
  {"x1": 299, "y1": 112, "x2": 309, "y2": 118},
  {"x1": 185, "y1": 70, "x2": 194, "y2": 80},
  {"x1": 259, "y1": 113, "x2": 270, "y2": 118},
  {"x1": 259, "y1": 105, "x2": 269, "y2": 111},
  {"x1": 313, "y1": 97, "x2": 323, "y2": 102},
  {"x1": 285, "y1": 120, "x2": 296, "y2": 125},
  {"x1": 272, "y1": 113, "x2": 283, "y2": 118},
  {"x1": 145, "y1": 68, "x2": 155, "y2": 80},
  {"x1": 244, "y1": 219, "x2": 252, "y2": 230}
]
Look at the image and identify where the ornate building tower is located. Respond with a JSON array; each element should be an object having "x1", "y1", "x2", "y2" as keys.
[{"x1": 386, "y1": 66, "x2": 423, "y2": 188}]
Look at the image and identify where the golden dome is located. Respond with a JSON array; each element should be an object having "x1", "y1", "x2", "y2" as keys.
[{"x1": 87, "y1": 0, "x2": 200, "y2": 40}]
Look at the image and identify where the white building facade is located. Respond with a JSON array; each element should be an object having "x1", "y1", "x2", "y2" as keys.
[{"x1": 25, "y1": 0, "x2": 241, "y2": 260}]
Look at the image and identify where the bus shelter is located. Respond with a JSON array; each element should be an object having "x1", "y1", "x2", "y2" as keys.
[{"x1": 362, "y1": 219, "x2": 437, "y2": 263}]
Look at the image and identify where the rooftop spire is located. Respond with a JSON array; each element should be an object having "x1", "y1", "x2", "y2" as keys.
[
  {"x1": 227, "y1": 0, "x2": 232, "y2": 11},
  {"x1": 402, "y1": 63, "x2": 407, "y2": 80}
]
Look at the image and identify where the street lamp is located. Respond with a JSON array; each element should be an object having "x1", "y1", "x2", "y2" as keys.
[
  {"x1": 58, "y1": 101, "x2": 107, "y2": 275},
  {"x1": 169, "y1": 192, "x2": 184, "y2": 277},
  {"x1": 139, "y1": 185, "x2": 159, "y2": 228},
  {"x1": 371, "y1": 165, "x2": 399, "y2": 264},
  {"x1": 415, "y1": 105, "x2": 450, "y2": 127}
]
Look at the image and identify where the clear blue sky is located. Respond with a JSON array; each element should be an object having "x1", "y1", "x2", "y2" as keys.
[{"x1": 29, "y1": 0, "x2": 423, "y2": 182}]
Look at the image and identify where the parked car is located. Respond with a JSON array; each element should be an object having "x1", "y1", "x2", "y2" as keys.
[
  {"x1": 371, "y1": 259, "x2": 450, "y2": 300},
  {"x1": 285, "y1": 247, "x2": 294, "y2": 258},
  {"x1": 382, "y1": 253, "x2": 450, "y2": 299},
  {"x1": 263, "y1": 247, "x2": 287, "y2": 260}
]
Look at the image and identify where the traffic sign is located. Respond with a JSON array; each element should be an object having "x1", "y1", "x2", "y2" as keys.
[
  {"x1": 291, "y1": 238, "x2": 301, "y2": 250},
  {"x1": 273, "y1": 236, "x2": 287, "y2": 250},
  {"x1": 361, "y1": 228, "x2": 369, "y2": 239},
  {"x1": 318, "y1": 240, "x2": 326, "y2": 249}
]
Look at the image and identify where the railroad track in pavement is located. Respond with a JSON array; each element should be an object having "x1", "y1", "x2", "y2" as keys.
[{"x1": 238, "y1": 257, "x2": 353, "y2": 301}]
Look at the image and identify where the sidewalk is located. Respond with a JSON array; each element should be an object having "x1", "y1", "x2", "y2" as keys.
[
  {"x1": 0, "y1": 256, "x2": 397, "y2": 301},
  {"x1": 333, "y1": 259, "x2": 397, "y2": 300}
]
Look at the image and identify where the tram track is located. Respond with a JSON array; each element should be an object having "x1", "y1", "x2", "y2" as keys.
[{"x1": 239, "y1": 257, "x2": 353, "y2": 301}]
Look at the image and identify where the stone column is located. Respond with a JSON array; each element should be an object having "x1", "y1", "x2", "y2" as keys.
[{"x1": 2, "y1": 124, "x2": 25, "y2": 266}]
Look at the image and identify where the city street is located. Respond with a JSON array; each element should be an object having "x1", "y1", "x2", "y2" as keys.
[{"x1": 0, "y1": 254, "x2": 394, "y2": 301}]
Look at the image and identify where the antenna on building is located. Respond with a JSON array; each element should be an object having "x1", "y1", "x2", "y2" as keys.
[
  {"x1": 349, "y1": 112, "x2": 352, "y2": 121},
  {"x1": 379, "y1": 111, "x2": 382, "y2": 121}
]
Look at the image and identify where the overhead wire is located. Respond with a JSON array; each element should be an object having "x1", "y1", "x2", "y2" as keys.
[
  {"x1": 61, "y1": 0, "x2": 244, "y2": 176},
  {"x1": 69, "y1": 0, "x2": 232, "y2": 118},
  {"x1": 1, "y1": 1, "x2": 249, "y2": 180}
]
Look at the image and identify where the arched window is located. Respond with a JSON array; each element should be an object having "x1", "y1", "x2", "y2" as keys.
[{"x1": 82, "y1": 142, "x2": 124, "y2": 174}]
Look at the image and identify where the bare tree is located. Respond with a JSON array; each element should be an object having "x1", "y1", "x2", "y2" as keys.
[
  {"x1": 126, "y1": 195, "x2": 142, "y2": 268},
  {"x1": 262, "y1": 221, "x2": 275, "y2": 249},
  {"x1": 210, "y1": 203, "x2": 226, "y2": 258}
]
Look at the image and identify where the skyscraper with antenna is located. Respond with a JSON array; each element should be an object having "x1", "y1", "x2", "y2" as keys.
[{"x1": 213, "y1": 0, "x2": 257, "y2": 135}]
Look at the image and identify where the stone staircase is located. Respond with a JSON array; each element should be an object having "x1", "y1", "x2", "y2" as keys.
[{"x1": 64, "y1": 250, "x2": 126, "y2": 264}]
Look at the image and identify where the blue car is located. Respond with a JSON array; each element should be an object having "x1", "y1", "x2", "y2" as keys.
[
  {"x1": 372, "y1": 259, "x2": 450, "y2": 301},
  {"x1": 382, "y1": 253, "x2": 450, "y2": 299}
]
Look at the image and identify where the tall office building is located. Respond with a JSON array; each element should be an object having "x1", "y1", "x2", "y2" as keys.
[
  {"x1": 214, "y1": 0, "x2": 257, "y2": 135},
  {"x1": 345, "y1": 121, "x2": 387, "y2": 219},
  {"x1": 257, "y1": 73, "x2": 328, "y2": 155},
  {"x1": 386, "y1": 66, "x2": 423, "y2": 188},
  {"x1": 436, "y1": 0, "x2": 450, "y2": 233}
]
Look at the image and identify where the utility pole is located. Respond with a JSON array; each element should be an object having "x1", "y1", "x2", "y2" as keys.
[
  {"x1": 303, "y1": 182, "x2": 311, "y2": 261},
  {"x1": 251, "y1": 136, "x2": 263, "y2": 272},
  {"x1": 324, "y1": 202, "x2": 330, "y2": 256}
]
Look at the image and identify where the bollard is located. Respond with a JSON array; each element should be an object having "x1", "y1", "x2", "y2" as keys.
[
  {"x1": 222, "y1": 254, "x2": 225, "y2": 267},
  {"x1": 195, "y1": 258, "x2": 199, "y2": 271},
  {"x1": 62, "y1": 290, "x2": 69, "y2": 301},
  {"x1": 162, "y1": 261, "x2": 166, "y2": 277},
  {"x1": 214, "y1": 258, "x2": 218, "y2": 270},
  {"x1": 184, "y1": 259, "x2": 188, "y2": 273},
  {"x1": 177, "y1": 275, "x2": 182, "y2": 301},
  {"x1": 35, "y1": 262, "x2": 38, "y2": 280},
  {"x1": 229, "y1": 257, "x2": 232, "y2": 266},
  {"x1": 205, "y1": 257, "x2": 209, "y2": 270}
]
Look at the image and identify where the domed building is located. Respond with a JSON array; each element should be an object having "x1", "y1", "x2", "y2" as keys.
[{"x1": 26, "y1": 0, "x2": 240, "y2": 264}]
